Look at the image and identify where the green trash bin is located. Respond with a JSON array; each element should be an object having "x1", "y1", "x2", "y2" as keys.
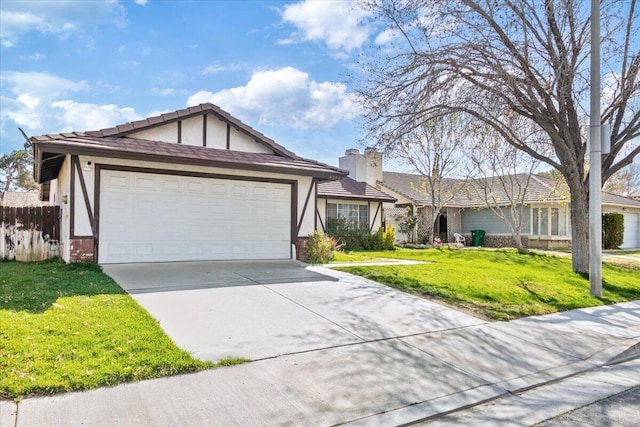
[{"x1": 470, "y1": 230, "x2": 485, "y2": 247}]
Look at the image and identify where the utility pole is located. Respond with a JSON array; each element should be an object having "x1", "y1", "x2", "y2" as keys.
[{"x1": 589, "y1": 0, "x2": 602, "y2": 297}]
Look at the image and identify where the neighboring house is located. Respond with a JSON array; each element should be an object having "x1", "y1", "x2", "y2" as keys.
[
  {"x1": 337, "y1": 149, "x2": 640, "y2": 249},
  {"x1": 1, "y1": 191, "x2": 46, "y2": 207},
  {"x1": 32, "y1": 103, "x2": 346, "y2": 263}
]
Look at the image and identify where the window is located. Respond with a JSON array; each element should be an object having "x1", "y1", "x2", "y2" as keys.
[
  {"x1": 532, "y1": 207, "x2": 567, "y2": 236},
  {"x1": 327, "y1": 203, "x2": 368, "y2": 230}
]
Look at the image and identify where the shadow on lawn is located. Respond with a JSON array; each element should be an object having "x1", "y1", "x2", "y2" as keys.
[{"x1": 0, "y1": 260, "x2": 126, "y2": 314}]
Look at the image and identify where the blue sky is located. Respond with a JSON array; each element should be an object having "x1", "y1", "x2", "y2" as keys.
[{"x1": 0, "y1": 0, "x2": 392, "y2": 167}]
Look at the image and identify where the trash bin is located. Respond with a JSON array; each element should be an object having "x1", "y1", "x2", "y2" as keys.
[{"x1": 470, "y1": 230, "x2": 485, "y2": 247}]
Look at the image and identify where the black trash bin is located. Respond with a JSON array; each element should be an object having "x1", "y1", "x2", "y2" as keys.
[{"x1": 470, "y1": 230, "x2": 485, "y2": 247}]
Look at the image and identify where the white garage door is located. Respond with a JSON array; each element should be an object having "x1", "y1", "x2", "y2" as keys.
[
  {"x1": 98, "y1": 170, "x2": 291, "y2": 263},
  {"x1": 621, "y1": 213, "x2": 639, "y2": 249}
]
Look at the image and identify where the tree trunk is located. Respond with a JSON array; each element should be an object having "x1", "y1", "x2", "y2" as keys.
[{"x1": 567, "y1": 179, "x2": 590, "y2": 273}]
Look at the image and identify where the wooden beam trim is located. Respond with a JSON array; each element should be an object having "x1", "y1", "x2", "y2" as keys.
[
  {"x1": 203, "y1": 114, "x2": 207, "y2": 147},
  {"x1": 370, "y1": 202, "x2": 381, "y2": 232},
  {"x1": 296, "y1": 178, "x2": 315, "y2": 236},
  {"x1": 72, "y1": 155, "x2": 96, "y2": 237}
]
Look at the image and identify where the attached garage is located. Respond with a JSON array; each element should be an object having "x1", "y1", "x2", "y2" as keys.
[
  {"x1": 98, "y1": 169, "x2": 293, "y2": 263},
  {"x1": 32, "y1": 103, "x2": 346, "y2": 263},
  {"x1": 621, "y1": 213, "x2": 639, "y2": 249}
]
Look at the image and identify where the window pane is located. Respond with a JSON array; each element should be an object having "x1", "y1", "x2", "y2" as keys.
[
  {"x1": 550, "y1": 208, "x2": 559, "y2": 235},
  {"x1": 540, "y1": 208, "x2": 549, "y2": 235},
  {"x1": 327, "y1": 203, "x2": 337, "y2": 220},
  {"x1": 359, "y1": 205, "x2": 368, "y2": 229}
]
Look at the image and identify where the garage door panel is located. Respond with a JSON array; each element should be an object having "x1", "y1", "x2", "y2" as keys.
[
  {"x1": 621, "y1": 213, "x2": 639, "y2": 249},
  {"x1": 99, "y1": 171, "x2": 291, "y2": 263}
]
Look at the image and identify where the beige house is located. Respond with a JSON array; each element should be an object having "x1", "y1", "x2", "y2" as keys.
[{"x1": 33, "y1": 104, "x2": 346, "y2": 263}]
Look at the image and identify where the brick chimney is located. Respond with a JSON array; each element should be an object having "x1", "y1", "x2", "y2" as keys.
[{"x1": 339, "y1": 148, "x2": 383, "y2": 185}]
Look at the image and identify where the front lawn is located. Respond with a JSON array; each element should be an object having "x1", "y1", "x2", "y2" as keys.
[
  {"x1": 0, "y1": 260, "x2": 217, "y2": 399},
  {"x1": 333, "y1": 248, "x2": 640, "y2": 321}
]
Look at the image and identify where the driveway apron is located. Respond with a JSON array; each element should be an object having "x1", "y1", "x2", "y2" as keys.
[{"x1": 102, "y1": 260, "x2": 485, "y2": 361}]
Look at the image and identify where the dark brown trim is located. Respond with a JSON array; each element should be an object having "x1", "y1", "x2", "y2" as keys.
[
  {"x1": 177, "y1": 121, "x2": 182, "y2": 144},
  {"x1": 72, "y1": 155, "x2": 96, "y2": 237},
  {"x1": 316, "y1": 207, "x2": 326, "y2": 232},
  {"x1": 94, "y1": 166, "x2": 101, "y2": 261},
  {"x1": 226, "y1": 123, "x2": 230, "y2": 150},
  {"x1": 94, "y1": 164, "x2": 300, "y2": 262},
  {"x1": 35, "y1": 143, "x2": 345, "y2": 181},
  {"x1": 291, "y1": 181, "x2": 298, "y2": 246},
  {"x1": 202, "y1": 114, "x2": 207, "y2": 147},
  {"x1": 370, "y1": 202, "x2": 381, "y2": 232},
  {"x1": 314, "y1": 179, "x2": 318, "y2": 230},
  {"x1": 316, "y1": 195, "x2": 395, "y2": 203},
  {"x1": 70, "y1": 154, "x2": 75, "y2": 238},
  {"x1": 297, "y1": 178, "x2": 315, "y2": 236}
]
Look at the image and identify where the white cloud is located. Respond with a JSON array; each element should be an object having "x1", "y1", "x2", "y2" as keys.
[
  {"x1": 281, "y1": 0, "x2": 371, "y2": 53},
  {"x1": 0, "y1": 1, "x2": 127, "y2": 47},
  {"x1": 203, "y1": 64, "x2": 226, "y2": 75},
  {"x1": 0, "y1": 71, "x2": 141, "y2": 142},
  {"x1": 51, "y1": 100, "x2": 142, "y2": 132},
  {"x1": 134, "y1": 0, "x2": 149, "y2": 5},
  {"x1": 151, "y1": 87, "x2": 184, "y2": 96},
  {"x1": 187, "y1": 66, "x2": 359, "y2": 129},
  {"x1": 375, "y1": 28, "x2": 399, "y2": 45}
]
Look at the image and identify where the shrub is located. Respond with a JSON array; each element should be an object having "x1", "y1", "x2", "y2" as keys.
[
  {"x1": 602, "y1": 213, "x2": 624, "y2": 249},
  {"x1": 305, "y1": 230, "x2": 338, "y2": 264},
  {"x1": 326, "y1": 220, "x2": 396, "y2": 251}
]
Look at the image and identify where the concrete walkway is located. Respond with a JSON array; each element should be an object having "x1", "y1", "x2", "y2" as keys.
[{"x1": 2, "y1": 267, "x2": 639, "y2": 426}]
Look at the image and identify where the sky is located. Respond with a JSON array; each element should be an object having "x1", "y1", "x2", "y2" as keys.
[{"x1": 0, "y1": 0, "x2": 394, "y2": 168}]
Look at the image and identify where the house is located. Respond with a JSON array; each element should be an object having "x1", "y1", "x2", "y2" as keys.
[
  {"x1": 32, "y1": 103, "x2": 347, "y2": 263},
  {"x1": 316, "y1": 176, "x2": 397, "y2": 233},
  {"x1": 1, "y1": 191, "x2": 46, "y2": 207},
  {"x1": 337, "y1": 148, "x2": 640, "y2": 249}
]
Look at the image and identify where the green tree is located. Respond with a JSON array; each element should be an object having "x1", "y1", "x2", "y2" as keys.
[{"x1": 1, "y1": 149, "x2": 38, "y2": 205}]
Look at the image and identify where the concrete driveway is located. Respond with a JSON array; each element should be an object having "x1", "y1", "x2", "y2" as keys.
[{"x1": 102, "y1": 260, "x2": 485, "y2": 361}]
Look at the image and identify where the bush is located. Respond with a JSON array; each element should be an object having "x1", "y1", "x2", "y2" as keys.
[
  {"x1": 603, "y1": 213, "x2": 624, "y2": 249},
  {"x1": 305, "y1": 230, "x2": 338, "y2": 264},
  {"x1": 326, "y1": 218, "x2": 396, "y2": 251}
]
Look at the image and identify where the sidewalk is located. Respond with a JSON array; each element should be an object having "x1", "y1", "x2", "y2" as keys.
[{"x1": 2, "y1": 289, "x2": 638, "y2": 426}]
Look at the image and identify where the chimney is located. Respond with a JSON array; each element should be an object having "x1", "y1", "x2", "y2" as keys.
[
  {"x1": 364, "y1": 147, "x2": 383, "y2": 185},
  {"x1": 339, "y1": 148, "x2": 383, "y2": 185}
]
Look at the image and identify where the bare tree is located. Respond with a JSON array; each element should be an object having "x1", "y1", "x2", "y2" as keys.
[
  {"x1": 604, "y1": 160, "x2": 640, "y2": 196},
  {"x1": 357, "y1": 0, "x2": 639, "y2": 273},
  {"x1": 387, "y1": 116, "x2": 468, "y2": 244},
  {"x1": 467, "y1": 136, "x2": 543, "y2": 250}
]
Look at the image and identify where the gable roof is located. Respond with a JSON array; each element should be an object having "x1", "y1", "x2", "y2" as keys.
[
  {"x1": 379, "y1": 172, "x2": 566, "y2": 208},
  {"x1": 80, "y1": 103, "x2": 297, "y2": 158},
  {"x1": 602, "y1": 192, "x2": 640, "y2": 208},
  {"x1": 32, "y1": 103, "x2": 347, "y2": 183},
  {"x1": 317, "y1": 177, "x2": 396, "y2": 202}
]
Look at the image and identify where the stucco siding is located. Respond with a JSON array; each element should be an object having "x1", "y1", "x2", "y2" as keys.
[
  {"x1": 129, "y1": 124, "x2": 178, "y2": 143},
  {"x1": 180, "y1": 116, "x2": 204, "y2": 147},
  {"x1": 205, "y1": 115, "x2": 227, "y2": 149},
  {"x1": 55, "y1": 157, "x2": 71, "y2": 262},
  {"x1": 229, "y1": 129, "x2": 273, "y2": 154}
]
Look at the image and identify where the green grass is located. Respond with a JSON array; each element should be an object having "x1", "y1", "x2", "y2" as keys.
[
  {"x1": 0, "y1": 260, "x2": 221, "y2": 399},
  {"x1": 333, "y1": 248, "x2": 640, "y2": 321},
  {"x1": 330, "y1": 251, "x2": 385, "y2": 263}
]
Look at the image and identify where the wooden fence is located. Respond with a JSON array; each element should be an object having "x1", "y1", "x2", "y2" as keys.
[{"x1": 1, "y1": 206, "x2": 60, "y2": 261}]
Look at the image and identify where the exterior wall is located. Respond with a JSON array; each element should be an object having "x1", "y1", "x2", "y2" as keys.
[
  {"x1": 461, "y1": 207, "x2": 524, "y2": 234},
  {"x1": 316, "y1": 198, "x2": 385, "y2": 233},
  {"x1": 205, "y1": 115, "x2": 227, "y2": 149},
  {"x1": 128, "y1": 118, "x2": 275, "y2": 154},
  {"x1": 129, "y1": 124, "x2": 178, "y2": 144},
  {"x1": 70, "y1": 238, "x2": 95, "y2": 262},
  {"x1": 60, "y1": 155, "x2": 318, "y2": 262},
  {"x1": 446, "y1": 207, "x2": 462, "y2": 243},
  {"x1": 229, "y1": 129, "x2": 273, "y2": 154},
  {"x1": 54, "y1": 157, "x2": 72, "y2": 262}
]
